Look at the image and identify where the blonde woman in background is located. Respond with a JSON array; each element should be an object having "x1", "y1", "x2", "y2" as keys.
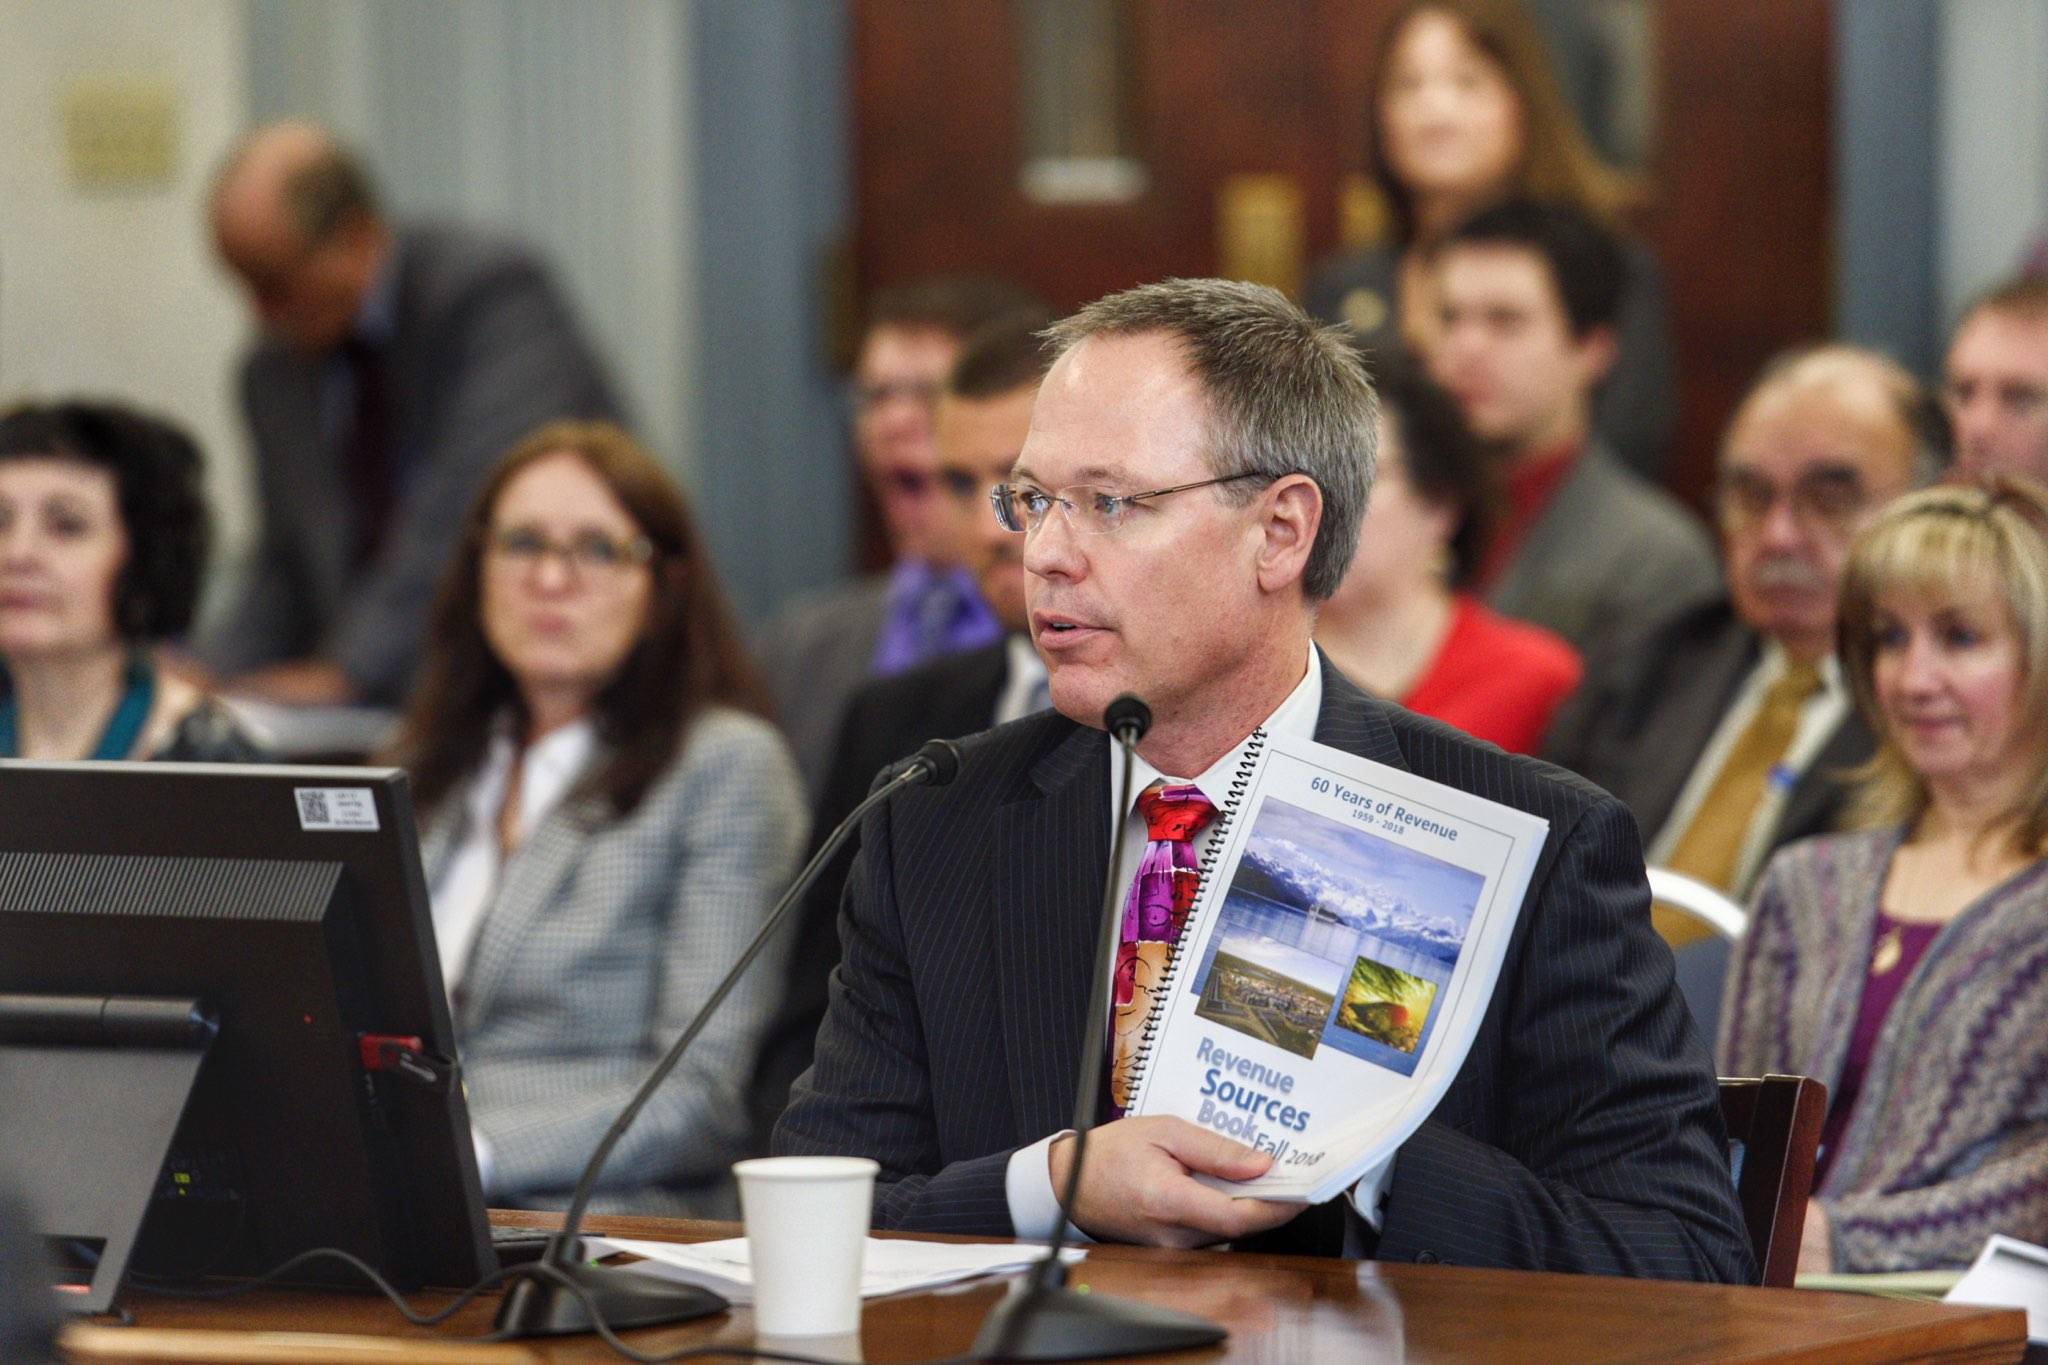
[{"x1": 1720, "y1": 478, "x2": 2048, "y2": 1272}]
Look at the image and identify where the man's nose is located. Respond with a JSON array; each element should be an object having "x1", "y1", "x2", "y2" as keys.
[
  {"x1": 0, "y1": 524, "x2": 38, "y2": 563},
  {"x1": 1756, "y1": 491, "x2": 1808, "y2": 548},
  {"x1": 1952, "y1": 395, "x2": 1994, "y2": 446},
  {"x1": 1021, "y1": 505, "x2": 1082, "y2": 579}
]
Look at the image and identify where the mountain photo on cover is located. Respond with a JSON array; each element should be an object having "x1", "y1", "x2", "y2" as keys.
[{"x1": 1186, "y1": 796, "x2": 1482, "y2": 1077}]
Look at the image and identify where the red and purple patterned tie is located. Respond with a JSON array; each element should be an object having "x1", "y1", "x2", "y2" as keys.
[{"x1": 1105, "y1": 781, "x2": 1216, "y2": 1116}]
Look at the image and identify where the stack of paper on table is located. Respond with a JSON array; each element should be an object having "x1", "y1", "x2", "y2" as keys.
[
  {"x1": 584, "y1": 1237, "x2": 1085, "y2": 1304},
  {"x1": 1795, "y1": 1269, "x2": 1963, "y2": 1301},
  {"x1": 1799, "y1": 1235, "x2": 2048, "y2": 1345},
  {"x1": 1944, "y1": 1235, "x2": 2048, "y2": 1344}
]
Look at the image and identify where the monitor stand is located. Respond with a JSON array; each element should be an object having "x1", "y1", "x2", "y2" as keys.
[{"x1": 0, "y1": 994, "x2": 216, "y2": 1316}]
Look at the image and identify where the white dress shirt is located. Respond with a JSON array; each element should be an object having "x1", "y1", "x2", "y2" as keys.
[
  {"x1": 427, "y1": 715, "x2": 597, "y2": 1190},
  {"x1": 1005, "y1": 646, "x2": 1393, "y2": 1243},
  {"x1": 428, "y1": 716, "x2": 598, "y2": 994}
]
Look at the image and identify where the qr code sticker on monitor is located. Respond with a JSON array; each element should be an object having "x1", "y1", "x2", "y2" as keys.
[{"x1": 294, "y1": 787, "x2": 380, "y2": 832}]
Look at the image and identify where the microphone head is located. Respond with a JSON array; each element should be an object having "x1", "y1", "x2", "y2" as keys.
[
  {"x1": 910, "y1": 738, "x2": 963, "y2": 787},
  {"x1": 1103, "y1": 695, "x2": 1151, "y2": 744}
]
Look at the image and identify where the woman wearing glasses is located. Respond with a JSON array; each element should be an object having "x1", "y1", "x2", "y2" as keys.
[
  {"x1": 1720, "y1": 478, "x2": 2048, "y2": 1272},
  {"x1": 387, "y1": 420, "x2": 805, "y2": 1216}
]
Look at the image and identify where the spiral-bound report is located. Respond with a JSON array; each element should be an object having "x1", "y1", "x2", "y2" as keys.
[{"x1": 1126, "y1": 727, "x2": 1549, "y2": 1205}]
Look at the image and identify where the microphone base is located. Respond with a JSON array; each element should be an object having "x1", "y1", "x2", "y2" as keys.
[
  {"x1": 971, "y1": 1276, "x2": 1227, "y2": 1361},
  {"x1": 494, "y1": 1257, "x2": 730, "y2": 1338}
]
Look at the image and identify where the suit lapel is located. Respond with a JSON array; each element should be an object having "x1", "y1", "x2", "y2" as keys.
[
  {"x1": 1486, "y1": 444, "x2": 1612, "y2": 621},
  {"x1": 1632, "y1": 627, "x2": 1761, "y2": 835},
  {"x1": 1314, "y1": 653, "x2": 1410, "y2": 770},
  {"x1": 253, "y1": 354, "x2": 353, "y2": 613},
  {"x1": 1782, "y1": 707, "x2": 1873, "y2": 841},
  {"x1": 457, "y1": 794, "x2": 605, "y2": 1026},
  {"x1": 992, "y1": 722, "x2": 1110, "y2": 1139},
  {"x1": 931, "y1": 644, "x2": 1011, "y2": 737}
]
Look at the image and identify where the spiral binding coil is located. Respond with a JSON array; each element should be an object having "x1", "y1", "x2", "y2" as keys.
[{"x1": 1124, "y1": 726, "x2": 1268, "y2": 1105}]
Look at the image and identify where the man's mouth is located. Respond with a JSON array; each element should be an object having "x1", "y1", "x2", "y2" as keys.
[{"x1": 1032, "y1": 611, "x2": 1107, "y2": 648}]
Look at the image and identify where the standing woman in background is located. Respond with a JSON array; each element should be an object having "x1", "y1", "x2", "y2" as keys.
[
  {"x1": 0, "y1": 402, "x2": 263, "y2": 762},
  {"x1": 1720, "y1": 478, "x2": 2048, "y2": 1272},
  {"x1": 1304, "y1": 0, "x2": 1674, "y2": 475},
  {"x1": 387, "y1": 420, "x2": 805, "y2": 1217}
]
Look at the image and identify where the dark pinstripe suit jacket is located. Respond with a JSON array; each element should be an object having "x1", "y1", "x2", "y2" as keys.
[{"x1": 775, "y1": 655, "x2": 1756, "y2": 1281}]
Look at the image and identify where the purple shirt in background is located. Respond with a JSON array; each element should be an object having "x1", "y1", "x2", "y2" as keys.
[
  {"x1": 868, "y1": 559, "x2": 1001, "y2": 677},
  {"x1": 1815, "y1": 910, "x2": 1944, "y2": 1183}
]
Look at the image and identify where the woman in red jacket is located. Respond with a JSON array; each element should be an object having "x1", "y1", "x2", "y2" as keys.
[{"x1": 1317, "y1": 359, "x2": 1580, "y2": 753}]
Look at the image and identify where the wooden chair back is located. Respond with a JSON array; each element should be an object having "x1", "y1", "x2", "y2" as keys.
[{"x1": 1719, "y1": 1074, "x2": 1827, "y2": 1287}]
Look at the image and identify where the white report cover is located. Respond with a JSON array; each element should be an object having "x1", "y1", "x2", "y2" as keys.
[{"x1": 1129, "y1": 727, "x2": 1548, "y2": 1204}]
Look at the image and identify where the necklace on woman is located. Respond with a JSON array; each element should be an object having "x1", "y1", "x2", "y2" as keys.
[
  {"x1": 1871, "y1": 926, "x2": 1904, "y2": 976},
  {"x1": 0, "y1": 654, "x2": 155, "y2": 760}
]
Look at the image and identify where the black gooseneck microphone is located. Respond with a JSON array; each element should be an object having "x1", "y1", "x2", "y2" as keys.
[
  {"x1": 972, "y1": 695, "x2": 1227, "y2": 1361},
  {"x1": 495, "y1": 738, "x2": 963, "y2": 1339}
]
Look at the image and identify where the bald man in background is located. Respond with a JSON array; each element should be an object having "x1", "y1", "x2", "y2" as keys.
[
  {"x1": 1545, "y1": 346, "x2": 1935, "y2": 918},
  {"x1": 201, "y1": 122, "x2": 621, "y2": 707}
]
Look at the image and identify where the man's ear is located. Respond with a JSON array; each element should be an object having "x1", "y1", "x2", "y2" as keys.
[
  {"x1": 1255, "y1": 474, "x2": 1323, "y2": 595},
  {"x1": 1574, "y1": 323, "x2": 1619, "y2": 390}
]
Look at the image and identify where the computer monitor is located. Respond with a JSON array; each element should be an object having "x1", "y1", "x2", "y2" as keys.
[{"x1": 0, "y1": 760, "x2": 494, "y2": 1312}]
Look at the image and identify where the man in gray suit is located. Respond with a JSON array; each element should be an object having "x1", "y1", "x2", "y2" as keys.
[
  {"x1": 1429, "y1": 201, "x2": 1719, "y2": 666},
  {"x1": 755, "y1": 276, "x2": 1044, "y2": 795},
  {"x1": 202, "y1": 122, "x2": 621, "y2": 707},
  {"x1": 1545, "y1": 345, "x2": 1933, "y2": 915},
  {"x1": 778, "y1": 279, "x2": 1752, "y2": 1279}
]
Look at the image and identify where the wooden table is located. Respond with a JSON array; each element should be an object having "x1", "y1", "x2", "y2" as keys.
[{"x1": 62, "y1": 1212, "x2": 2027, "y2": 1363}]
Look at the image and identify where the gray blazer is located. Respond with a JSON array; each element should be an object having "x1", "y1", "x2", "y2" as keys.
[
  {"x1": 418, "y1": 708, "x2": 807, "y2": 1215},
  {"x1": 753, "y1": 574, "x2": 892, "y2": 799},
  {"x1": 204, "y1": 223, "x2": 622, "y2": 705},
  {"x1": 1486, "y1": 442, "x2": 1721, "y2": 668}
]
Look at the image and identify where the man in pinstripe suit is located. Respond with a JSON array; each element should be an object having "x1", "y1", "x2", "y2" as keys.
[{"x1": 775, "y1": 280, "x2": 1755, "y2": 1280}]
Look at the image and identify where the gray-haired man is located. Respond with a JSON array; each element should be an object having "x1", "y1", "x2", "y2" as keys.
[{"x1": 775, "y1": 279, "x2": 1751, "y2": 1280}]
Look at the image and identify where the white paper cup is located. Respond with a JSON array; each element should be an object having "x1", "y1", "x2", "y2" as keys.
[{"x1": 733, "y1": 1155, "x2": 878, "y2": 1337}]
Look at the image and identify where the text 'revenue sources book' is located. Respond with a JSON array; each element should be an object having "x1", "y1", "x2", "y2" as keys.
[{"x1": 1128, "y1": 728, "x2": 1547, "y2": 1205}]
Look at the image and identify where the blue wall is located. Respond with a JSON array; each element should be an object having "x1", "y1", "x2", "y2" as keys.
[{"x1": 688, "y1": 1, "x2": 852, "y2": 623}]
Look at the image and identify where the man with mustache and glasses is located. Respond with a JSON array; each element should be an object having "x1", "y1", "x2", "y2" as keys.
[{"x1": 1546, "y1": 346, "x2": 1937, "y2": 924}]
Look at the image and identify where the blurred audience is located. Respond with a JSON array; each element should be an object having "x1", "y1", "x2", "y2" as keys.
[
  {"x1": 750, "y1": 306, "x2": 1055, "y2": 1148},
  {"x1": 1316, "y1": 358, "x2": 1579, "y2": 753},
  {"x1": 0, "y1": 402, "x2": 263, "y2": 762},
  {"x1": 1429, "y1": 199, "x2": 1717, "y2": 662},
  {"x1": 1721, "y1": 477, "x2": 2048, "y2": 1273},
  {"x1": 1944, "y1": 275, "x2": 2048, "y2": 484},
  {"x1": 1304, "y1": 0, "x2": 1673, "y2": 476},
  {"x1": 1547, "y1": 347, "x2": 1934, "y2": 922},
  {"x1": 385, "y1": 421, "x2": 804, "y2": 1216},
  {"x1": 755, "y1": 274, "x2": 1046, "y2": 795},
  {"x1": 200, "y1": 122, "x2": 622, "y2": 709}
]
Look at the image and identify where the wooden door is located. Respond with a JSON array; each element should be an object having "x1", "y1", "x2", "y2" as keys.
[{"x1": 851, "y1": 0, "x2": 1833, "y2": 507}]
